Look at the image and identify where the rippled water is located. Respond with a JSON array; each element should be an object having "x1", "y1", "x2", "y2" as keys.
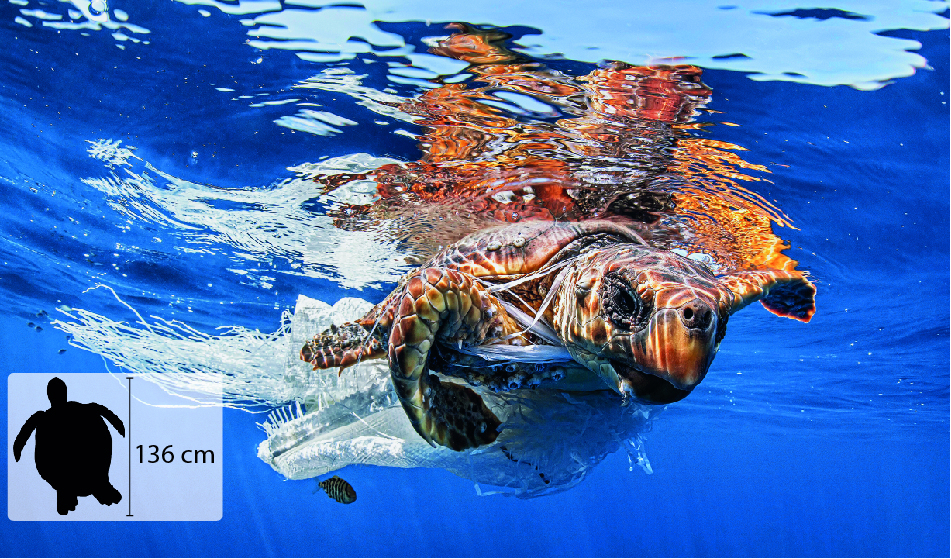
[{"x1": 1, "y1": 0, "x2": 948, "y2": 556}]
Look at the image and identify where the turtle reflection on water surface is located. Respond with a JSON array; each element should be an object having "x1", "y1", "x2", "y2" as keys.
[{"x1": 301, "y1": 25, "x2": 816, "y2": 451}]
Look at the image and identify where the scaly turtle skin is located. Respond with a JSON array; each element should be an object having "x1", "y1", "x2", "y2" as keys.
[{"x1": 301, "y1": 221, "x2": 815, "y2": 451}]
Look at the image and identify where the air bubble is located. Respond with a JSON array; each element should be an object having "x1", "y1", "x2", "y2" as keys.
[{"x1": 89, "y1": 0, "x2": 108, "y2": 17}]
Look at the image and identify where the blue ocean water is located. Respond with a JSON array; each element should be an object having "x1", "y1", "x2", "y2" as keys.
[{"x1": 0, "y1": 0, "x2": 948, "y2": 556}]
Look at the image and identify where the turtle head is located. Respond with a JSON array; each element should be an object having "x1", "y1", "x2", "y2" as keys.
[
  {"x1": 558, "y1": 247, "x2": 731, "y2": 404},
  {"x1": 47, "y1": 377, "x2": 67, "y2": 406}
]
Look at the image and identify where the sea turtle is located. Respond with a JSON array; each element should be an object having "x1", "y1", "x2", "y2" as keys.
[
  {"x1": 302, "y1": 220, "x2": 815, "y2": 451},
  {"x1": 13, "y1": 377, "x2": 125, "y2": 515}
]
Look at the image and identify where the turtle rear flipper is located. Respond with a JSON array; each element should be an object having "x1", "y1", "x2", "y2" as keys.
[
  {"x1": 301, "y1": 320, "x2": 387, "y2": 370},
  {"x1": 92, "y1": 482, "x2": 122, "y2": 506},
  {"x1": 56, "y1": 491, "x2": 78, "y2": 516}
]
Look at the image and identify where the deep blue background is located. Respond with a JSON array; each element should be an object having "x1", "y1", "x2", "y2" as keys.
[
  {"x1": 0, "y1": 2, "x2": 947, "y2": 556},
  {"x1": 2, "y1": 322, "x2": 947, "y2": 556}
]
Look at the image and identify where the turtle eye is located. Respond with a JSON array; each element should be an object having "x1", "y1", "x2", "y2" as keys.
[
  {"x1": 614, "y1": 289, "x2": 639, "y2": 316},
  {"x1": 601, "y1": 272, "x2": 646, "y2": 329}
]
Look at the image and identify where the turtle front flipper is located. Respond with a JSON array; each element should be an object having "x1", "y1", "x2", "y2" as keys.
[
  {"x1": 415, "y1": 376, "x2": 502, "y2": 451},
  {"x1": 387, "y1": 267, "x2": 511, "y2": 450},
  {"x1": 13, "y1": 412, "x2": 42, "y2": 462},
  {"x1": 719, "y1": 269, "x2": 816, "y2": 322},
  {"x1": 301, "y1": 320, "x2": 387, "y2": 370}
]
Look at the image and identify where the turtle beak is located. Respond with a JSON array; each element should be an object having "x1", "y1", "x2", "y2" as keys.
[{"x1": 612, "y1": 297, "x2": 719, "y2": 403}]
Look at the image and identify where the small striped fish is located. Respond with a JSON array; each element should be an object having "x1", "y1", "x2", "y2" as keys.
[{"x1": 317, "y1": 475, "x2": 357, "y2": 504}]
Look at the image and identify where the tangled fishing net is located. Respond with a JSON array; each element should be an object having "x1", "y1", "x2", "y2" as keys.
[{"x1": 54, "y1": 291, "x2": 657, "y2": 498}]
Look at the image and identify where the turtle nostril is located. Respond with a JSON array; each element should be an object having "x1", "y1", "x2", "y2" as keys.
[{"x1": 680, "y1": 299, "x2": 713, "y2": 330}]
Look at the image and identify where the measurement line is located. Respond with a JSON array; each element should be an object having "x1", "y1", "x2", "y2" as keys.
[{"x1": 127, "y1": 376, "x2": 133, "y2": 518}]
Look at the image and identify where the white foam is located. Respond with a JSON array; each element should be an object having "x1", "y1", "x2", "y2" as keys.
[{"x1": 80, "y1": 148, "x2": 409, "y2": 289}]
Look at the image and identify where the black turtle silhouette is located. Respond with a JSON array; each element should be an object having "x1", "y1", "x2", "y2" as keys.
[{"x1": 13, "y1": 377, "x2": 125, "y2": 515}]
